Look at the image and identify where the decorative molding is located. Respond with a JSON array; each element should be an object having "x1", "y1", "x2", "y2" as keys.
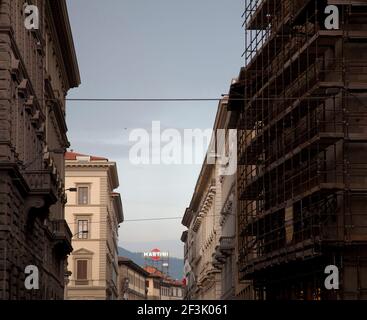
[
  {"x1": 46, "y1": 0, "x2": 80, "y2": 89},
  {"x1": 72, "y1": 248, "x2": 95, "y2": 257}
]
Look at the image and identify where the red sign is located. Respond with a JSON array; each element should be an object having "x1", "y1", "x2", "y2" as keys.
[
  {"x1": 151, "y1": 248, "x2": 161, "y2": 261},
  {"x1": 143, "y1": 248, "x2": 169, "y2": 261}
]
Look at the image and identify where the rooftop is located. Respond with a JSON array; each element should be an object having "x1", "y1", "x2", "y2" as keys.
[
  {"x1": 144, "y1": 265, "x2": 184, "y2": 287},
  {"x1": 118, "y1": 257, "x2": 149, "y2": 276},
  {"x1": 65, "y1": 151, "x2": 108, "y2": 161}
]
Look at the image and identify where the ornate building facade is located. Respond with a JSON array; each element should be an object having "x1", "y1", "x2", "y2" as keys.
[
  {"x1": 181, "y1": 143, "x2": 221, "y2": 299},
  {"x1": 0, "y1": 0, "x2": 80, "y2": 299},
  {"x1": 181, "y1": 98, "x2": 240, "y2": 300},
  {"x1": 65, "y1": 152, "x2": 124, "y2": 300}
]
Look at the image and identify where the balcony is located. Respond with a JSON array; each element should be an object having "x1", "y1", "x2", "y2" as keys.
[
  {"x1": 213, "y1": 250, "x2": 225, "y2": 269},
  {"x1": 22, "y1": 170, "x2": 59, "y2": 219},
  {"x1": 219, "y1": 237, "x2": 235, "y2": 255},
  {"x1": 51, "y1": 219, "x2": 73, "y2": 256},
  {"x1": 24, "y1": 170, "x2": 57, "y2": 196}
]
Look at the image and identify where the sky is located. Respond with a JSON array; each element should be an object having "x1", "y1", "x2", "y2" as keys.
[{"x1": 65, "y1": 0, "x2": 244, "y2": 258}]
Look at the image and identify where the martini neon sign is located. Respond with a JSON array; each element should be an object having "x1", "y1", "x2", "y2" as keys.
[{"x1": 143, "y1": 248, "x2": 169, "y2": 261}]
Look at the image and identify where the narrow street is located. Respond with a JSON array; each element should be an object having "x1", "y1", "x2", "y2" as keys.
[{"x1": 0, "y1": 0, "x2": 367, "y2": 312}]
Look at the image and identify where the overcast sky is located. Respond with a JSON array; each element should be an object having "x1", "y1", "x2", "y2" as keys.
[{"x1": 65, "y1": 0, "x2": 244, "y2": 258}]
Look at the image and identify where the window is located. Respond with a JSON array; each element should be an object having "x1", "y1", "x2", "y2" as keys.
[
  {"x1": 76, "y1": 260, "x2": 88, "y2": 285},
  {"x1": 153, "y1": 280, "x2": 160, "y2": 289},
  {"x1": 78, "y1": 186, "x2": 89, "y2": 205},
  {"x1": 77, "y1": 220, "x2": 89, "y2": 239}
]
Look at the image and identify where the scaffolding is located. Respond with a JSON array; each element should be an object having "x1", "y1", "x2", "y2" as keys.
[{"x1": 233, "y1": 0, "x2": 367, "y2": 299}]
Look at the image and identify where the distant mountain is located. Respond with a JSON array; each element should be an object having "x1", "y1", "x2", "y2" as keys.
[{"x1": 118, "y1": 247, "x2": 184, "y2": 280}]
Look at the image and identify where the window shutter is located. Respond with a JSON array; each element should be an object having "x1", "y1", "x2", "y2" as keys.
[{"x1": 77, "y1": 260, "x2": 88, "y2": 280}]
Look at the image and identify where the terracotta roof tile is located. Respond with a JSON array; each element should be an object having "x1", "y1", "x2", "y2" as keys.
[
  {"x1": 143, "y1": 266, "x2": 184, "y2": 287},
  {"x1": 65, "y1": 151, "x2": 108, "y2": 161},
  {"x1": 144, "y1": 266, "x2": 164, "y2": 278}
]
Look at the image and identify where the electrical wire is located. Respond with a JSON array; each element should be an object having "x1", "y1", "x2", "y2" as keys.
[
  {"x1": 123, "y1": 213, "x2": 235, "y2": 222},
  {"x1": 63, "y1": 96, "x2": 358, "y2": 102},
  {"x1": 66, "y1": 213, "x2": 235, "y2": 224},
  {"x1": 66, "y1": 98, "x2": 222, "y2": 102},
  {"x1": 1, "y1": 95, "x2": 363, "y2": 103}
]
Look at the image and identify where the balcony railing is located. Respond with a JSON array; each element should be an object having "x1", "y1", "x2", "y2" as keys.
[{"x1": 24, "y1": 170, "x2": 58, "y2": 201}]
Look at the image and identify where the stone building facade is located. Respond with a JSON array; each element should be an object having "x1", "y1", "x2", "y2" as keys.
[
  {"x1": 181, "y1": 98, "x2": 239, "y2": 300},
  {"x1": 181, "y1": 157, "x2": 220, "y2": 299},
  {"x1": 117, "y1": 257, "x2": 148, "y2": 300},
  {"x1": 65, "y1": 152, "x2": 124, "y2": 300},
  {"x1": 144, "y1": 265, "x2": 184, "y2": 300},
  {"x1": 0, "y1": 0, "x2": 80, "y2": 299},
  {"x1": 160, "y1": 278, "x2": 184, "y2": 301},
  {"x1": 214, "y1": 161, "x2": 236, "y2": 300}
]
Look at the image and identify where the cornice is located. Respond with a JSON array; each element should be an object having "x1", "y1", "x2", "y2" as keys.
[
  {"x1": 182, "y1": 207, "x2": 193, "y2": 228},
  {"x1": 65, "y1": 162, "x2": 112, "y2": 169},
  {"x1": 191, "y1": 184, "x2": 216, "y2": 232},
  {"x1": 46, "y1": 0, "x2": 80, "y2": 89}
]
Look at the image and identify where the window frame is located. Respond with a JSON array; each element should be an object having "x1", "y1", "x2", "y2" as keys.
[
  {"x1": 77, "y1": 185, "x2": 90, "y2": 205},
  {"x1": 74, "y1": 215, "x2": 92, "y2": 240},
  {"x1": 75, "y1": 259, "x2": 89, "y2": 285},
  {"x1": 77, "y1": 219, "x2": 89, "y2": 239}
]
